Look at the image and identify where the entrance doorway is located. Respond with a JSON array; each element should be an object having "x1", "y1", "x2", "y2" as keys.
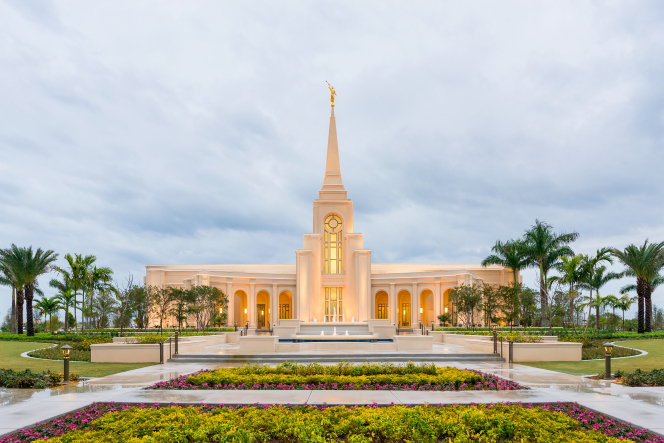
[
  {"x1": 257, "y1": 304, "x2": 266, "y2": 328},
  {"x1": 401, "y1": 303, "x2": 411, "y2": 326}
]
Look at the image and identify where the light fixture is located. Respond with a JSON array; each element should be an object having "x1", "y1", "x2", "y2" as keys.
[
  {"x1": 604, "y1": 343, "x2": 614, "y2": 380},
  {"x1": 61, "y1": 345, "x2": 72, "y2": 383},
  {"x1": 219, "y1": 307, "x2": 223, "y2": 314},
  {"x1": 403, "y1": 310, "x2": 406, "y2": 315},
  {"x1": 492, "y1": 323, "x2": 497, "y2": 332},
  {"x1": 420, "y1": 308, "x2": 423, "y2": 314},
  {"x1": 261, "y1": 310, "x2": 264, "y2": 315},
  {"x1": 444, "y1": 307, "x2": 448, "y2": 313},
  {"x1": 244, "y1": 308, "x2": 247, "y2": 314}
]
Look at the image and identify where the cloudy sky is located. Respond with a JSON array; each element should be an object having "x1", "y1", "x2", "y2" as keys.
[{"x1": 1, "y1": 1, "x2": 663, "y2": 320}]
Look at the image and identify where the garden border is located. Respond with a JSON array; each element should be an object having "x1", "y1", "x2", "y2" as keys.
[
  {"x1": 1, "y1": 401, "x2": 662, "y2": 442},
  {"x1": 20, "y1": 343, "x2": 91, "y2": 363}
]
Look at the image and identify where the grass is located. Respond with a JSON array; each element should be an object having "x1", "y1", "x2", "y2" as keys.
[
  {"x1": 522, "y1": 339, "x2": 664, "y2": 376},
  {"x1": 0, "y1": 341, "x2": 154, "y2": 378}
]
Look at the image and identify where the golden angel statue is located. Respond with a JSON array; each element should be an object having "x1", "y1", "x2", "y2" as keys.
[{"x1": 326, "y1": 81, "x2": 336, "y2": 106}]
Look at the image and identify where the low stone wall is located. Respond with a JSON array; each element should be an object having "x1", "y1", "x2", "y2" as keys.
[
  {"x1": 238, "y1": 336, "x2": 278, "y2": 354},
  {"x1": 393, "y1": 335, "x2": 433, "y2": 351},
  {"x1": 92, "y1": 336, "x2": 217, "y2": 362},
  {"x1": 464, "y1": 339, "x2": 582, "y2": 362},
  {"x1": 272, "y1": 326, "x2": 297, "y2": 340},
  {"x1": 372, "y1": 325, "x2": 397, "y2": 339}
]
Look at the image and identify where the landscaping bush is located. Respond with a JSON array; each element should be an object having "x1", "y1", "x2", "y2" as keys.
[
  {"x1": 2, "y1": 402, "x2": 661, "y2": 443},
  {"x1": 445, "y1": 331, "x2": 544, "y2": 343},
  {"x1": 148, "y1": 362, "x2": 525, "y2": 391},
  {"x1": 27, "y1": 342, "x2": 93, "y2": 362},
  {"x1": 0, "y1": 369, "x2": 78, "y2": 389},
  {"x1": 620, "y1": 368, "x2": 664, "y2": 387}
]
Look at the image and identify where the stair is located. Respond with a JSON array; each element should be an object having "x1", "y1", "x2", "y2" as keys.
[{"x1": 168, "y1": 352, "x2": 504, "y2": 364}]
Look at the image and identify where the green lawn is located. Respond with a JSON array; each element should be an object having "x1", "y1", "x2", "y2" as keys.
[
  {"x1": 522, "y1": 339, "x2": 664, "y2": 375},
  {"x1": 0, "y1": 341, "x2": 155, "y2": 378}
]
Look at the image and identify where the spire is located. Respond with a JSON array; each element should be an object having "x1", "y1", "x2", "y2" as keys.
[{"x1": 319, "y1": 106, "x2": 347, "y2": 200}]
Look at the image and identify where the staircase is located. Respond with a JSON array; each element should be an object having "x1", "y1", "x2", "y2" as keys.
[{"x1": 168, "y1": 352, "x2": 504, "y2": 364}]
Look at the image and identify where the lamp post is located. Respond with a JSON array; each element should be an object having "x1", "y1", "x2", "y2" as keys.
[
  {"x1": 61, "y1": 344, "x2": 72, "y2": 382},
  {"x1": 491, "y1": 323, "x2": 498, "y2": 354},
  {"x1": 604, "y1": 343, "x2": 614, "y2": 380}
]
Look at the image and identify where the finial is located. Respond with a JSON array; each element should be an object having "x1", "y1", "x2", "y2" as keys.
[{"x1": 326, "y1": 81, "x2": 336, "y2": 108}]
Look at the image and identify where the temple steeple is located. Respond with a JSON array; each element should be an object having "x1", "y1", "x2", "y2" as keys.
[{"x1": 319, "y1": 106, "x2": 347, "y2": 200}]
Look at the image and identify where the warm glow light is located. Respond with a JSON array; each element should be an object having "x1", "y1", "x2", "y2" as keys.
[
  {"x1": 244, "y1": 308, "x2": 247, "y2": 314},
  {"x1": 261, "y1": 310, "x2": 264, "y2": 315},
  {"x1": 219, "y1": 307, "x2": 223, "y2": 314},
  {"x1": 420, "y1": 308, "x2": 423, "y2": 314},
  {"x1": 403, "y1": 310, "x2": 406, "y2": 315},
  {"x1": 444, "y1": 307, "x2": 448, "y2": 313}
]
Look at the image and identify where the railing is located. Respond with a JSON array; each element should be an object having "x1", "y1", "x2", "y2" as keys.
[
  {"x1": 493, "y1": 330, "x2": 513, "y2": 364},
  {"x1": 159, "y1": 331, "x2": 178, "y2": 364}
]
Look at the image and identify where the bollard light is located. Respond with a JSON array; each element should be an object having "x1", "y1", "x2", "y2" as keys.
[
  {"x1": 492, "y1": 323, "x2": 497, "y2": 332},
  {"x1": 61, "y1": 344, "x2": 72, "y2": 383},
  {"x1": 603, "y1": 343, "x2": 614, "y2": 380},
  {"x1": 491, "y1": 323, "x2": 498, "y2": 355}
]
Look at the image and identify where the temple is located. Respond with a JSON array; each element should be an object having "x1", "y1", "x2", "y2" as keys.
[{"x1": 145, "y1": 104, "x2": 517, "y2": 330}]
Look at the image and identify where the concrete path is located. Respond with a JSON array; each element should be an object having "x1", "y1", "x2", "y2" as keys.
[{"x1": 2, "y1": 360, "x2": 664, "y2": 438}]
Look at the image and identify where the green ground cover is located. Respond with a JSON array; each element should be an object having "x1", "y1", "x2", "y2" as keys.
[
  {"x1": 27, "y1": 341, "x2": 91, "y2": 361},
  {"x1": 149, "y1": 362, "x2": 525, "y2": 391},
  {"x1": 4, "y1": 402, "x2": 660, "y2": 443},
  {"x1": 0, "y1": 341, "x2": 153, "y2": 378},
  {"x1": 522, "y1": 339, "x2": 664, "y2": 375}
]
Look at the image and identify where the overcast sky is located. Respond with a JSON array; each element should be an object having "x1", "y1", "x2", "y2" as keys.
[{"x1": 1, "y1": 1, "x2": 663, "y2": 321}]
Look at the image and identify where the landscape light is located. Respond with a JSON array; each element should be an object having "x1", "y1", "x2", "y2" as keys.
[
  {"x1": 604, "y1": 343, "x2": 614, "y2": 381},
  {"x1": 492, "y1": 323, "x2": 497, "y2": 332},
  {"x1": 61, "y1": 345, "x2": 72, "y2": 383}
]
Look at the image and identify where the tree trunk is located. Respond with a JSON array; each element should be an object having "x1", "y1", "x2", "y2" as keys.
[
  {"x1": 622, "y1": 310, "x2": 625, "y2": 331},
  {"x1": 10, "y1": 286, "x2": 16, "y2": 334},
  {"x1": 539, "y1": 262, "x2": 549, "y2": 327},
  {"x1": 24, "y1": 283, "x2": 35, "y2": 336},
  {"x1": 16, "y1": 289, "x2": 24, "y2": 334},
  {"x1": 637, "y1": 277, "x2": 646, "y2": 334},
  {"x1": 645, "y1": 292, "x2": 653, "y2": 333},
  {"x1": 596, "y1": 293, "x2": 601, "y2": 330}
]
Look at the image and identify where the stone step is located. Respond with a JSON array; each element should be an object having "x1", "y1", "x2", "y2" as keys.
[{"x1": 168, "y1": 352, "x2": 504, "y2": 364}]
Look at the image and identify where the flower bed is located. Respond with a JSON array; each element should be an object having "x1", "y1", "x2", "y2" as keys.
[
  {"x1": 558, "y1": 337, "x2": 641, "y2": 360},
  {"x1": 617, "y1": 368, "x2": 664, "y2": 387},
  {"x1": 0, "y1": 369, "x2": 78, "y2": 389},
  {"x1": 1, "y1": 402, "x2": 661, "y2": 443},
  {"x1": 445, "y1": 331, "x2": 544, "y2": 343},
  {"x1": 147, "y1": 362, "x2": 525, "y2": 391}
]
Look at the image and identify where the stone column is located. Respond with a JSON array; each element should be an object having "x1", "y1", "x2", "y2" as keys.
[
  {"x1": 389, "y1": 283, "x2": 396, "y2": 325},
  {"x1": 249, "y1": 282, "x2": 256, "y2": 328},
  {"x1": 412, "y1": 282, "x2": 418, "y2": 328},
  {"x1": 272, "y1": 283, "x2": 278, "y2": 327},
  {"x1": 226, "y1": 280, "x2": 233, "y2": 327},
  {"x1": 434, "y1": 281, "x2": 441, "y2": 327}
]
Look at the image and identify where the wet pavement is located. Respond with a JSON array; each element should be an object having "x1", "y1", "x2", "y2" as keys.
[{"x1": 2, "y1": 357, "x2": 664, "y2": 437}]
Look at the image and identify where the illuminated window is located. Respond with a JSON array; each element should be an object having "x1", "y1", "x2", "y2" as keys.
[
  {"x1": 325, "y1": 287, "x2": 343, "y2": 322},
  {"x1": 324, "y1": 215, "x2": 342, "y2": 274}
]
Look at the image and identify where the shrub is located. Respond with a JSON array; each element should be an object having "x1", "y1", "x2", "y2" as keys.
[
  {"x1": 0, "y1": 369, "x2": 76, "y2": 389},
  {"x1": 148, "y1": 362, "x2": 525, "y2": 391},
  {"x1": 3, "y1": 402, "x2": 661, "y2": 443},
  {"x1": 72, "y1": 337, "x2": 113, "y2": 351},
  {"x1": 621, "y1": 368, "x2": 664, "y2": 387}
]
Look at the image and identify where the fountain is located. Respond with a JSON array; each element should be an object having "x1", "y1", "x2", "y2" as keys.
[
  {"x1": 333, "y1": 327, "x2": 337, "y2": 336},
  {"x1": 332, "y1": 307, "x2": 337, "y2": 323},
  {"x1": 342, "y1": 314, "x2": 345, "y2": 322},
  {"x1": 320, "y1": 330, "x2": 324, "y2": 336},
  {"x1": 352, "y1": 316, "x2": 355, "y2": 322},
  {"x1": 345, "y1": 330, "x2": 349, "y2": 336}
]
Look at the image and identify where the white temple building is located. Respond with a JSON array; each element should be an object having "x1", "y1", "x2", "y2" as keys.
[{"x1": 145, "y1": 104, "x2": 516, "y2": 330}]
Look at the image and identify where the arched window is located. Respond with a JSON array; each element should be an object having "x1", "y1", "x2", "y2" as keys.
[{"x1": 324, "y1": 215, "x2": 342, "y2": 274}]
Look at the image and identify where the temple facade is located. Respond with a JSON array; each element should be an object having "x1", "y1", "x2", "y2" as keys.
[{"x1": 145, "y1": 105, "x2": 517, "y2": 329}]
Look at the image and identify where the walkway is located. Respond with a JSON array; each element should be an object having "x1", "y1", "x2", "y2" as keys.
[{"x1": 2, "y1": 360, "x2": 664, "y2": 438}]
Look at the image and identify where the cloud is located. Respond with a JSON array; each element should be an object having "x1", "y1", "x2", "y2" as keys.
[{"x1": 1, "y1": 1, "x2": 664, "y2": 318}]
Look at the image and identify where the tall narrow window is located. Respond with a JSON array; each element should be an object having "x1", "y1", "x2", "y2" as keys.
[
  {"x1": 324, "y1": 215, "x2": 342, "y2": 274},
  {"x1": 325, "y1": 287, "x2": 343, "y2": 322}
]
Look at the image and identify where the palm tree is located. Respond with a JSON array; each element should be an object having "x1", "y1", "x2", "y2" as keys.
[
  {"x1": 482, "y1": 239, "x2": 532, "y2": 285},
  {"x1": 520, "y1": 220, "x2": 579, "y2": 326},
  {"x1": 611, "y1": 240, "x2": 664, "y2": 333},
  {"x1": 615, "y1": 294, "x2": 637, "y2": 331},
  {"x1": 580, "y1": 248, "x2": 614, "y2": 332},
  {"x1": 53, "y1": 254, "x2": 95, "y2": 332},
  {"x1": 0, "y1": 245, "x2": 31, "y2": 334},
  {"x1": 581, "y1": 266, "x2": 621, "y2": 330},
  {"x1": 0, "y1": 261, "x2": 19, "y2": 334},
  {"x1": 34, "y1": 296, "x2": 61, "y2": 332},
  {"x1": 85, "y1": 265, "x2": 113, "y2": 330},
  {"x1": 15, "y1": 247, "x2": 58, "y2": 336},
  {"x1": 51, "y1": 280, "x2": 77, "y2": 332},
  {"x1": 550, "y1": 254, "x2": 587, "y2": 330}
]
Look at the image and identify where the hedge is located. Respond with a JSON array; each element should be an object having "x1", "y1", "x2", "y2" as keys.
[
  {"x1": 2, "y1": 402, "x2": 660, "y2": 443},
  {"x1": 0, "y1": 369, "x2": 78, "y2": 389},
  {"x1": 148, "y1": 362, "x2": 525, "y2": 391}
]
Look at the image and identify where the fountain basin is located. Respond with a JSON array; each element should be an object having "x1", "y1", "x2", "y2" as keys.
[{"x1": 291, "y1": 334, "x2": 378, "y2": 343}]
